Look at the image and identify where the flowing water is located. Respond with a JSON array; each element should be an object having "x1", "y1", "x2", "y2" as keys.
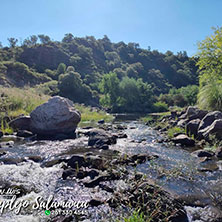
[{"x1": 0, "y1": 119, "x2": 221, "y2": 222}]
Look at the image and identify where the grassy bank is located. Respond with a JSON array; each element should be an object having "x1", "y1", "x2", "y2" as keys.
[
  {"x1": 0, "y1": 87, "x2": 50, "y2": 133},
  {"x1": 0, "y1": 87, "x2": 114, "y2": 132},
  {"x1": 0, "y1": 87, "x2": 50, "y2": 118},
  {"x1": 141, "y1": 111, "x2": 186, "y2": 139},
  {"x1": 140, "y1": 112, "x2": 170, "y2": 124},
  {"x1": 75, "y1": 104, "x2": 114, "y2": 126}
]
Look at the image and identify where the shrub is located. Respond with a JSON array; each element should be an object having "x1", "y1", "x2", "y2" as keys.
[
  {"x1": 198, "y1": 80, "x2": 222, "y2": 111},
  {"x1": 153, "y1": 101, "x2": 168, "y2": 112},
  {"x1": 159, "y1": 85, "x2": 199, "y2": 107},
  {"x1": 36, "y1": 80, "x2": 59, "y2": 96}
]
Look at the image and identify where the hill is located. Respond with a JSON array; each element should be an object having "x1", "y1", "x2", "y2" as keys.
[{"x1": 0, "y1": 34, "x2": 198, "y2": 112}]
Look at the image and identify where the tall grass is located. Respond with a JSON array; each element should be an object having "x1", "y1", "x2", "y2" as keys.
[
  {"x1": 1, "y1": 119, "x2": 13, "y2": 134},
  {"x1": 0, "y1": 87, "x2": 50, "y2": 118},
  {"x1": 198, "y1": 80, "x2": 222, "y2": 111},
  {"x1": 0, "y1": 87, "x2": 114, "y2": 132},
  {"x1": 167, "y1": 126, "x2": 185, "y2": 138},
  {"x1": 75, "y1": 104, "x2": 113, "y2": 125}
]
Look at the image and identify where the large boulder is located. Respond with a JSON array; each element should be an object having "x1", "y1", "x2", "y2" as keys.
[
  {"x1": 186, "y1": 119, "x2": 201, "y2": 138},
  {"x1": 185, "y1": 106, "x2": 199, "y2": 118},
  {"x1": 9, "y1": 116, "x2": 31, "y2": 131},
  {"x1": 67, "y1": 155, "x2": 86, "y2": 168},
  {"x1": 198, "y1": 111, "x2": 222, "y2": 139},
  {"x1": 179, "y1": 106, "x2": 207, "y2": 121},
  {"x1": 30, "y1": 96, "x2": 81, "y2": 138},
  {"x1": 171, "y1": 134, "x2": 195, "y2": 147},
  {"x1": 198, "y1": 111, "x2": 222, "y2": 131},
  {"x1": 202, "y1": 119, "x2": 222, "y2": 140}
]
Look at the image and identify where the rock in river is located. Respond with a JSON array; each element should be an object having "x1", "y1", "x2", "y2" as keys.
[
  {"x1": 171, "y1": 134, "x2": 195, "y2": 147},
  {"x1": 16, "y1": 130, "x2": 33, "y2": 138},
  {"x1": 87, "y1": 128, "x2": 117, "y2": 147},
  {"x1": 192, "y1": 149, "x2": 214, "y2": 158},
  {"x1": 9, "y1": 116, "x2": 31, "y2": 131},
  {"x1": 30, "y1": 96, "x2": 81, "y2": 139}
]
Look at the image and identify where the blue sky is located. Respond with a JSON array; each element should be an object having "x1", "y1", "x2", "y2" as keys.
[{"x1": 1, "y1": 0, "x2": 221, "y2": 56}]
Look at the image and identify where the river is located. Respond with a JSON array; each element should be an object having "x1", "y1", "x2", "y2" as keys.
[{"x1": 0, "y1": 118, "x2": 221, "y2": 222}]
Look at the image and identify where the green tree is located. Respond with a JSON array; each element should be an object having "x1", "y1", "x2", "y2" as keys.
[
  {"x1": 56, "y1": 63, "x2": 66, "y2": 76},
  {"x1": 99, "y1": 72, "x2": 120, "y2": 107},
  {"x1": 23, "y1": 35, "x2": 38, "y2": 47},
  {"x1": 196, "y1": 27, "x2": 222, "y2": 110},
  {"x1": 66, "y1": 66, "x2": 75, "y2": 72},
  {"x1": 58, "y1": 71, "x2": 81, "y2": 96},
  {"x1": 118, "y1": 77, "x2": 140, "y2": 108},
  {"x1": 62, "y1": 33, "x2": 74, "y2": 43},
  {"x1": 7, "y1": 38, "x2": 18, "y2": 48},
  {"x1": 38, "y1": 35, "x2": 51, "y2": 44},
  {"x1": 196, "y1": 27, "x2": 222, "y2": 86},
  {"x1": 117, "y1": 77, "x2": 154, "y2": 112},
  {"x1": 58, "y1": 70, "x2": 92, "y2": 103}
]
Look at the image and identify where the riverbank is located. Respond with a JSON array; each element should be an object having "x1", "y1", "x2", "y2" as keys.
[{"x1": 148, "y1": 106, "x2": 222, "y2": 159}]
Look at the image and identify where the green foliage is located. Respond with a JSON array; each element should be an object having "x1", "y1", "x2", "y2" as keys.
[
  {"x1": 99, "y1": 74, "x2": 155, "y2": 112},
  {"x1": 118, "y1": 77, "x2": 140, "y2": 108},
  {"x1": 99, "y1": 72, "x2": 120, "y2": 107},
  {"x1": 23, "y1": 35, "x2": 38, "y2": 47},
  {"x1": 1, "y1": 120, "x2": 13, "y2": 134},
  {"x1": 159, "y1": 85, "x2": 199, "y2": 107},
  {"x1": 0, "y1": 34, "x2": 199, "y2": 110},
  {"x1": 198, "y1": 80, "x2": 222, "y2": 111},
  {"x1": 14, "y1": 34, "x2": 197, "y2": 92},
  {"x1": 36, "y1": 80, "x2": 59, "y2": 96},
  {"x1": 58, "y1": 70, "x2": 93, "y2": 103},
  {"x1": 38, "y1": 35, "x2": 51, "y2": 44},
  {"x1": 74, "y1": 104, "x2": 113, "y2": 126},
  {"x1": 44, "y1": 69, "x2": 57, "y2": 80},
  {"x1": 121, "y1": 210, "x2": 145, "y2": 222},
  {"x1": 140, "y1": 115, "x2": 154, "y2": 124},
  {"x1": 0, "y1": 87, "x2": 49, "y2": 118},
  {"x1": 0, "y1": 61, "x2": 51, "y2": 87},
  {"x1": 56, "y1": 63, "x2": 66, "y2": 76},
  {"x1": 153, "y1": 101, "x2": 168, "y2": 112},
  {"x1": 196, "y1": 27, "x2": 222, "y2": 87},
  {"x1": 196, "y1": 27, "x2": 222, "y2": 111},
  {"x1": 167, "y1": 127, "x2": 185, "y2": 138},
  {"x1": 66, "y1": 66, "x2": 75, "y2": 72},
  {"x1": 118, "y1": 77, "x2": 154, "y2": 112},
  {"x1": 179, "y1": 85, "x2": 199, "y2": 105},
  {"x1": 7, "y1": 38, "x2": 18, "y2": 48}
]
